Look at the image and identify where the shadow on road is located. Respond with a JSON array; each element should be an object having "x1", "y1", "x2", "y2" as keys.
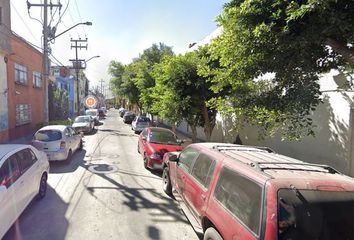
[
  {"x1": 3, "y1": 185, "x2": 69, "y2": 240},
  {"x1": 49, "y1": 149, "x2": 86, "y2": 174}
]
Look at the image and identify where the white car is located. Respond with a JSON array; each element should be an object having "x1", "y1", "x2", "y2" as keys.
[
  {"x1": 0, "y1": 144, "x2": 49, "y2": 238},
  {"x1": 131, "y1": 116, "x2": 151, "y2": 134},
  {"x1": 32, "y1": 125, "x2": 83, "y2": 161},
  {"x1": 85, "y1": 109, "x2": 99, "y2": 125},
  {"x1": 72, "y1": 115, "x2": 95, "y2": 134}
]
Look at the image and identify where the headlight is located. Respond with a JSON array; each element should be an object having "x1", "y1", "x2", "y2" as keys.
[{"x1": 150, "y1": 153, "x2": 161, "y2": 159}]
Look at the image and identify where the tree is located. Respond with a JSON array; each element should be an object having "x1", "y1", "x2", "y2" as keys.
[
  {"x1": 153, "y1": 51, "x2": 218, "y2": 142},
  {"x1": 208, "y1": 0, "x2": 354, "y2": 140},
  {"x1": 134, "y1": 43, "x2": 174, "y2": 117}
]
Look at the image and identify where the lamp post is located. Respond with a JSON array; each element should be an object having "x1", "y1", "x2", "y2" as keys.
[{"x1": 48, "y1": 22, "x2": 92, "y2": 42}]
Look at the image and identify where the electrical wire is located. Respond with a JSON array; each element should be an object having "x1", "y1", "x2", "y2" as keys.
[
  {"x1": 26, "y1": 0, "x2": 44, "y2": 26},
  {"x1": 67, "y1": 5, "x2": 80, "y2": 37},
  {"x1": 53, "y1": 0, "x2": 70, "y2": 30},
  {"x1": 11, "y1": 1, "x2": 41, "y2": 46},
  {"x1": 73, "y1": 0, "x2": 86, "y2": 38}
]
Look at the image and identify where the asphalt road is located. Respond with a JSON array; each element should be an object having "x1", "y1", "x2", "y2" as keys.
[{"x1": 3, "y1": 109, "x2": 198, "y2": 240}]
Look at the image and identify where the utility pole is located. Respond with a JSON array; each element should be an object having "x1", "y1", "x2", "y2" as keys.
[
  {"x1": 27, "y1": 0, "x2": 62, "y2": 125},
  {"x1": 69, "y1": 38, "x2": 87, "y2": 116}
]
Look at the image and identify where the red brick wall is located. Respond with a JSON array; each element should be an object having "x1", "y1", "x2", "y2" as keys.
[{"x1": 7, "y1": 34, "x2": 44, "y2": 140}]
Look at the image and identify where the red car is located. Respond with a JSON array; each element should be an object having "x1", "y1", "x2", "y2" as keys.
[
  {"x1": 162, "y1": 143, "x2": 354, "y2": 240},
  {"x1": 138, "y1": 127, "x2": 184, "y2": 170}
]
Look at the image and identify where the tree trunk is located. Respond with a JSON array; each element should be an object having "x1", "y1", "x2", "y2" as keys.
[
  {"x1": 190, "y1": 124, "x2": 197, "y2": 143},
  {"x1": 202, "y1": 104, "x2": 212, "y2": 142},
  {"x1": 326, "y1": 38, "x2": 354, "y2": 69}
]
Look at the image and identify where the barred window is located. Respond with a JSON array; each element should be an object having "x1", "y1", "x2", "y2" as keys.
[
  {"x1": 15, "y1": 63, "x2": 27, "y2": 84},
  {"x1": 33, "y1": 71, "x2": 42, "y2": 88},
  {"x1": 16, "y1": 104, "x2": 31, "y2": 126}
]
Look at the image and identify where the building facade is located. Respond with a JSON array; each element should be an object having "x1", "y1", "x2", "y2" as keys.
[
  {"x1": 6, "y1": 33, "x2": 44, "y2": 141},
  {"x1": 0, "y1": 0, "x2": 11, "y2": 142}
]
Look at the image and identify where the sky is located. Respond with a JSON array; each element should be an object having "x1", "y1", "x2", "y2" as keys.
[{"x1": 10, "y1": 0, "x2": 228, "y2": 92}]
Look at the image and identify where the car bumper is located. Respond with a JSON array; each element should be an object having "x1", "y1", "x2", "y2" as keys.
[
  {"x1": 73, "y1": 127, "x2": 91, "y2": 133},
  {"x1": 44, "y1": 149, "x2": 68, "y2": 161}
]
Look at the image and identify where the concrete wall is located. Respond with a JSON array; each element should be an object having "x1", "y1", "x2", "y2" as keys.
[
  {"x1": 7, "y1": 34, "x2": 44, "y2": 140},
  {"x1": 175, "y1": 70, "x2": 354, "y2": 176}
]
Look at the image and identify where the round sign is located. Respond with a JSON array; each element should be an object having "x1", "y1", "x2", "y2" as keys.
[{"x1": 84, "y1": 95, "x2": 98, "y2": 108}]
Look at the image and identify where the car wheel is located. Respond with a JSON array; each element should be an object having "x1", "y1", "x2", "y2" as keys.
[
  {"x1": 37, "y1": 173, "x2": 47, "y2": 199},
  {"x1": 162, "y1": 167, "x2": 172, "y2": 196},
  {"x1": 78, "y1": 140, "x2": 83, "y2": 150},
  {"x1": 203, "y1": 227, "x2": 223, "y2": 240},
  {"x1": 66, "y1": 149, "x2": 73, "y2": 162},
  {"x1": 143, "y1": 153, "x2": 148, "y2": 169}
]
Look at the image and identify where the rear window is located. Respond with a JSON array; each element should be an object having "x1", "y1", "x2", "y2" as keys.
[
  {"x1": 137, "y1": 117, "x2": 150, "y2": 122},
  {"x1": 214, "y1": 167, "x2": 262, "y2": 235},
  {"x1": 278, "y1": 189, "x2": 354, "y2": 240},
  {"x1": 34, "y1": 130, "x2": 62, "y2": 142}
]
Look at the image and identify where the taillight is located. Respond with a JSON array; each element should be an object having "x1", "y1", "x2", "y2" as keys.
[{"x1": 60, "y1": 141, "x2": 66, "y2": 149}]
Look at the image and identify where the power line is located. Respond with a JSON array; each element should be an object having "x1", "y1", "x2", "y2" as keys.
[
  {"x1": 67, "y1": 5, "x2": 80, "y2": 37},
  {"x1": 73, "y1": 0, "x2": 86, "y2": 37},
  {"x1": 10, "y1": 2, "x2": 41, "y2": 45}
]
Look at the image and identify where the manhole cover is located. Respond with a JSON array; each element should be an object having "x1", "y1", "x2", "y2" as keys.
[{"x1": 88, "y1": 164, "x2": 118, "y2": 174}]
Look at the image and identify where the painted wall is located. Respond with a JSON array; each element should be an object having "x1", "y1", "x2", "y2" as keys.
[
  {"x1": 175, "y1": 70, "x2": 354, "y2": 176},
  {"x1": 7, "y1": 34, "x2": 44, "y2": 140},
  {"x1": 0, "y1": 0, "x2": 11, "y2": 142}
]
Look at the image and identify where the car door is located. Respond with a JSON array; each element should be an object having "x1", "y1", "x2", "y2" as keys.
[
  {"x1": 174, "y1": 147, "x2": 199, "y2": 197},
  {"x1": 68, "y1": 127, "x2": 80, "y2": 150},
  {"x1": 0, "y1": 153, "x2": 24, "y2": 236},
  {"x1": 183, "y1": 153, "x2": 216, "y2": 223},
  {"x1": 16, "y1": 148, "x2": 39, "y2": 201}
]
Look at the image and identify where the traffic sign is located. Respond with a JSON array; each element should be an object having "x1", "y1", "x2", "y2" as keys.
[{"x1": 84, "y1": 95, "x2": 98, "y2": 108}]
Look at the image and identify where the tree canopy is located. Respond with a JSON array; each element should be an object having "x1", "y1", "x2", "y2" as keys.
[{"x1": 207, "y1": 0, "x2": 354, "y2": 139}]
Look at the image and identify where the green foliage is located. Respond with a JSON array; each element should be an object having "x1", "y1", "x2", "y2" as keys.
[
  {"x1": 52, "y1": 87, "x2": 69, "y2": 121},
  {"x1": 208, "y1": 0, "x2": 354, "y2": 140}
]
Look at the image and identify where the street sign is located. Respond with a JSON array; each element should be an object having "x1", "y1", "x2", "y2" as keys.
[{"x1": 84, "y1": 95, "x2": 98, "y2": 108}]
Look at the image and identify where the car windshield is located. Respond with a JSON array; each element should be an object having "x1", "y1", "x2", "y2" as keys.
[
  {"x1": 34, "y1": 130, "x2": 62, "y2": 142},
  {"x1": 278, "y1": 188, "x2": 354, "y2": 240},
  {"x1": 74, "y1": 116, "x2": 90, "y2": 123},
  {"x1": 149, "y1": 131, "x2": 178, "y2": 145},
  {"x1": 86, "y1": 111, "x2": 97, "y2": 116}
]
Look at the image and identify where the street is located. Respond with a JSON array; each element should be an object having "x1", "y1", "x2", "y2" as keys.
[{"x1": 3, "y1": 109, "x2": 198, "y2": 240}]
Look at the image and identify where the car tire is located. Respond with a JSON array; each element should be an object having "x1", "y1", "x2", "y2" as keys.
[
  {"x1": 78, "y1": 140, "x2": 83, "y2": 150},
  {"x1": 143, "y1": 153, "x2": 148, "y2": 169},
  {"x1": 162, "y1": 167, "x2": 172, "y2": 196},
  {"x1": 204, "y1": 227, "x2": 223, "y2": 240},
  {"x1": 66, "y1": 149, "x2": 73, "y2": 162},
  {"x1": 37, "y1": 173, "x2": 47, "y2": 200}
]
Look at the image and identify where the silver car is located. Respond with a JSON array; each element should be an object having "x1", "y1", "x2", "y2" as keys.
[
  {"x1": 32, "y1": 125, "x2": 83, "y2": 161},
  {"x1": 131, "y1": 116, "x2": 151, "y2": 134},
  {"x1": 72, "y1": 115, "x2": 95, "y2": 134}
]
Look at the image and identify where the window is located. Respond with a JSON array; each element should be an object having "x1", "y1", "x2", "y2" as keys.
[
  {"x1": 214, "y1": 167, "x2": 262, "y2": 235},
  {"x1": 16, "y1": 149, "x2": 37, "y2": 173},
  {"x1": 0, "y1": 155, "x2": 21, "y2": 188},
  {"x1": 191, "y1": 153, "x2": 215, "y2": 188},
  {"x1": 33, "y1": 71, "x2": 42, "y2": 88},
  {"x1": 34, "y1": 130, "x2": 62, "y2": 142},
  {"x1": 142, "y1": 129, "x2": 148, "y2": 139},
  {"x1": 178, "y1": 147, "x2": 199, "y2": 172},
  {"x1": 15, "y1": 104, "x2": 31, "y2": 126},
  {"x1": 15, "y1": 63, "x2": 27, "y2": 84}
]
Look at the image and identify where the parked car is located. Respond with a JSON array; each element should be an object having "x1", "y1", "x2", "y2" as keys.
[
  {"x1": 98, "y1": 109, "x2": 106, "y2": 119},
  {"x1": 138, "y1": 127, "x2": 184, "y2": 170},
  {"x1": 131, "y1": 116, "x2": 151, "y2": 133},
  {"x1": 162, "y1": 143, "x2": 354, "y2": 240},
  {"x1": 32, "y1": 125, "x2": 83, "y2": 162},
  {"x1": 0, "y1": 144, "x2": 49, "y2": 239},
  {"x1": 119, "y1": 109, "x2": 127, "y2": 117},
  {"x1": 122, "y1": 111, "x2": 136, "y2": 124},
  {"x1": 72, "y1": 115, "x2": 95, "y2": 134},
  {"x1": 85, "y1": 109, "x2": 99, "y2": 125}
]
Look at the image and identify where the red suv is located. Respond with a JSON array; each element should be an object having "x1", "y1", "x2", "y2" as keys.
[{"x1": 162, "y1": 143, "x2": 354, "y2": 240}]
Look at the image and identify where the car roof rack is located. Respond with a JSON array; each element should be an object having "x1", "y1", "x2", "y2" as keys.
[
  {"x1": 212, "y1": 144, "x2": 275, "y2": 153},
  {"x1": 213, "y1": 144, "x2": 339, "y2": 175}
]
